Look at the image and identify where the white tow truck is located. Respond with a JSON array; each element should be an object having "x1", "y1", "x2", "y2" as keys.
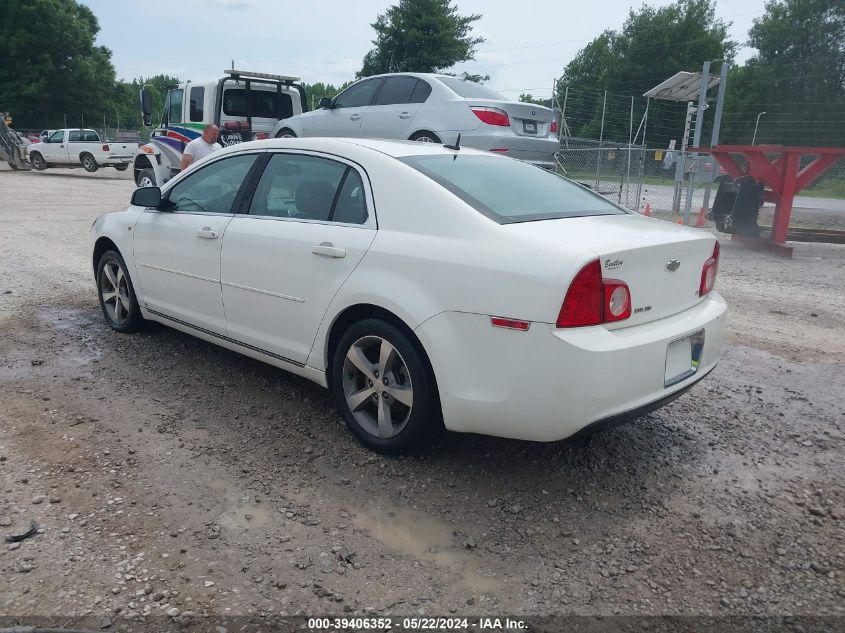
[
  {"x1": 26, "y1": 128, "x2": 138, "y2": 172},
  {"x1": 133, "y1": 69, "x2": 307, "y2": 186}
]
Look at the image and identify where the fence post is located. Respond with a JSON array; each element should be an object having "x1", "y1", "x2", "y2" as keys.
[
  {"x1": 561, "y1": 85, "x2": 569, "y2": 147},
  {"x1": 635, "y1": 98, "x2": 649, "y2": 212},
  {"x1": 595, "y1": 90, "x2": 607, "y2": 189},
  {"x1": 702, "y1": 61, "x2": 731, "y2": 213},
  {"x1": 626, "y1": 96, "x2": 634, "y2": 208}
]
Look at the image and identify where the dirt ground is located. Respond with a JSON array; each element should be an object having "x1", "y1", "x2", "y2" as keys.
[{"x1": 0, "y1": 166, "x2": 843, "y2": 630}]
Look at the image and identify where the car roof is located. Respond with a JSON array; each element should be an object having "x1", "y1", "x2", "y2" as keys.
[{"x1": 214, "y1": 137, "x2": 495, "y2": 161}]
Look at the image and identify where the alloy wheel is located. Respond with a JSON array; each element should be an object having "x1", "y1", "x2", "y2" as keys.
[
  {"x1": 100, "y1": 260, "x2": 132, "y2": 325},
  {"x1": 342, "y1": 335, "x2": 414, "y2": 439}
]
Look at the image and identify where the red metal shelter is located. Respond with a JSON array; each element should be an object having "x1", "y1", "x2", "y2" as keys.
[{"x1": 699, "y1": 145, "x2": 845, "y2": 255}]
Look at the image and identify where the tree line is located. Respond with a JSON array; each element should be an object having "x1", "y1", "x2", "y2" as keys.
[
  {"x1": 1, "y1": 0, "x2": 842, "y2": 148},
  {"x1": 547, "y1": 0, "x2": 844, "y2": 148}
]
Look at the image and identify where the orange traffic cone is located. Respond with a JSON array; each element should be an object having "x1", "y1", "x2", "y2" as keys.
[
  {"x1": 643, "y1": 203, "x2": 652, "y2": 217},
  {"x1": 695, "y1": 206, "x2": 706, "y2": 227},
  {"x1": 676, "y1": 218, "x2": 683, "y2": 224}
]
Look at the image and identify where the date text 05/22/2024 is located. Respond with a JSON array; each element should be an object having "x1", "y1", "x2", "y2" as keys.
[{"x1": 307, "y1": 617, "x2": 528, "y2": 630}]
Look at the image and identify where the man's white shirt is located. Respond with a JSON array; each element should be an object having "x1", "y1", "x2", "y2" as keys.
[{"x1": 184, "y1": 137, "x2": 222, "y2": 163}]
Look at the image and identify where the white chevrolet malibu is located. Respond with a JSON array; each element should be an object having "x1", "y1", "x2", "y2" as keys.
[{"x1": 91, "y1": 138, "x2": 726, "y2": 453}]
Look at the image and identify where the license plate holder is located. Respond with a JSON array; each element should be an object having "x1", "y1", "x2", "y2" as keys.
[
  {"x1": 664, "y1": 330, "x2": 705, "y2": 387},
  {"x1": 523, "y1": 121, "x2": 537, "y2": 134}
]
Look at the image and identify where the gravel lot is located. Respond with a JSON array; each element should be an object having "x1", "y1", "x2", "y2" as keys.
[{"x1": 1, "y1": 166, "x2": 843, "y2": 628}]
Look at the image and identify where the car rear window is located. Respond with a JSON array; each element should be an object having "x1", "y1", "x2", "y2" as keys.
[
  {"x1": 435, "y1": 77, "x2": 509, "y2": 100},
  {"x1": 398, "y1": 155, "x2": 626, "y2": 223},
  {"x1": 223, "y1": 88, "x2": 294, "y2": 119}
]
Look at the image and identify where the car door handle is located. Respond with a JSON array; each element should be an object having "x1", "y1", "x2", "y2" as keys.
[
  {"x1": 312, "y1": 242, "x2": 346, "y2": 258},
  {"x1": 398, "y1": 112, "x2": 412, "y2": 119},
  {"x1": 349, "y1": 114, "x2": 361, "y2": 121},
  {"x1": 196, "y1": 227, "x2": 219, "y2": 239}
]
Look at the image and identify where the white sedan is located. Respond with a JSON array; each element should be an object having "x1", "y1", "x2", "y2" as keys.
[{"x1": 91, "y1": 138, "x2": 727, "y2": 453}]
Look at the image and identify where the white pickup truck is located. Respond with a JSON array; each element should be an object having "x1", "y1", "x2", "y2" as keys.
[{"x1": 27, "y1": 128, "x2": 138, "y2": 173}]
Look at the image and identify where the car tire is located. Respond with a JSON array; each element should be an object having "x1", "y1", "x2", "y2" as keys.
[
  {"x1": 136, "y1": 168, "x2": 157, "y2": 187},
  {"x1": 409, "y1": 131, "x2": 441, "y2": 143},
  {"x1": 275, "y1": 128, "x2": 297, "y2": 139},
  {"x1": 81, "y1": 153, "x2": 98, "y2": 172},
  {"x1": 96, "y1": 250, "x2": 145, "y2": 333},
  {"x1": 331, "y1": 318, "x2": 440, "y2": 454},
  {"x1": 29, "y1": 152, "x2": 47, "y2": 170},
  {"x1": 114, "y1": 164, "x2": 129, "y2": 172}
]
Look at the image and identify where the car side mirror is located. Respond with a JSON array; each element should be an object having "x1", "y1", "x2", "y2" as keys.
[
  {"x1": 142, "y1": 114, "x2": 152, "y2": 127},
  {"x1": 319, "y1": 97, "x2": 333, "y2": 109},
  {"x1": 131, "y1": 186, "x2": 162, "y2": 208}
]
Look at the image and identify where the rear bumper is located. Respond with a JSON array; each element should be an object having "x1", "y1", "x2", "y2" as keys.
[
  {"x1": 454, "y1": 130, "x2": 559, "y2": 167},
  {"x1": 415, "y1": 292, "x2": 727, "y2": 442},
  {"x1": 567, "y1": 364, "x2": 715, "y2": 443}
]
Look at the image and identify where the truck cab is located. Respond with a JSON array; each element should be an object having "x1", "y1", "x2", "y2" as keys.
[{"x1": 133, "y1": 69, "x2": 307, "y2": 187}]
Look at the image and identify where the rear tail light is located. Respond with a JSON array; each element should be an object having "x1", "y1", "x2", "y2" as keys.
[
  {"x1": 699, "y1": 240, "x2": 720, "y2": 297},
  {"x1": 471, "y1": 107, "x2": 510, "y2": 127},
  {"x1": 102, "y1": 144, "x2": 109, "y2": 151},
  {"x1": 550, "y1": 120, "x2": 558, "y2": 134},
  {"x1": 556, "y1": 259, "x2": 632, "y2": 328}
]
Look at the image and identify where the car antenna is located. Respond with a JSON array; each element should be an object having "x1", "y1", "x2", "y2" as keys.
[{"x1": 443, "y1": 133, "x2": 461, "y2": 151}]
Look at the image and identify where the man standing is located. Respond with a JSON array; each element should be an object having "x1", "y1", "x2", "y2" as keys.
[{"x1": 180, "y1": 124, "x2": 221, "y2": 170}]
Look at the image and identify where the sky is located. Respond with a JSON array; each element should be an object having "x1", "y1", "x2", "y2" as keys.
[{"x1": 80, "y1": 0, "x2": 769, "y2": 99}]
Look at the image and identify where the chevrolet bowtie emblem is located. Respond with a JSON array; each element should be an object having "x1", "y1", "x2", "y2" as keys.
[{"x1": 666, "y1": 259, "x2": 681, "y2": 272}]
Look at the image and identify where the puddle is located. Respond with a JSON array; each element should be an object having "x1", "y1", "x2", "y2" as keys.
[
  {"x1": 353, "y1": 500, "x2": 505, "y2": 597},
  {"x1": 209, "y1": 477, "x2": 271, "y2": 530},
  {"x1": 0, "y1": 307, "x2": 101, "y2": 380}
]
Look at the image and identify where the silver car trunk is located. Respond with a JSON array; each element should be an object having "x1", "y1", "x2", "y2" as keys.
[{"x1": 465, "y1": 99, "x2": 555, "y2": 137}]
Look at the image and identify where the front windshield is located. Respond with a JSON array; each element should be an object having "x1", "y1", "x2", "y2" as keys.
[{"x1": 399, "y1": 154, "x2": 626, "y2": 223}]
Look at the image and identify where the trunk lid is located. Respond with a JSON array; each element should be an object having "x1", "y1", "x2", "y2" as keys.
[
  {"x1": 505, "y1": 214, "x2": 718, "y2": 328},
  {"x1": 466, "y1": 99, "x2": 555, "y2": 138}
]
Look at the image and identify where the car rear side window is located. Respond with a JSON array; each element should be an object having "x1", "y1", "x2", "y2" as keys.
[
  {"x1": 409, "y1": 80, "x2": 432, "y2": 103},
  {"x1": 248, "y1": 153, "x2": 360, "y2": 222},
  {"x1": 399, "y1": 155, "x2": 625, "y2": 223},
  {"x1": 374, "y1": 76, "x2": 419, "y2": 105}
]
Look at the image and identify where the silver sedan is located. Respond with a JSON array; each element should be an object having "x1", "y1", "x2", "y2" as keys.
[{"x1": 271, "y1": 73, "x2": 560, "y2": 168}]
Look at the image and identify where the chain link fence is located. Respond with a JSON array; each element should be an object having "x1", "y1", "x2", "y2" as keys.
[
  {"x1": 555, "y1": 139, "x2": 845, "y2": 218},
  {"x1": 555, "y1": 139, "x2": 680, "y2": 213}
]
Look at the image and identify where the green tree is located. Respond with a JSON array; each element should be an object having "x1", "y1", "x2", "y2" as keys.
[
  {"x1": 721, "y1": 0, "x2": 845, "y2": 146},
  {"x1": 301, "y1": 81, "x2": 354, "y2": 110},
  {"x1": 557, "y1": 0, "x2": 735, "y2": 146},
  {"x1": 358, "y1": 0, "x2": 484, "y2": 77},
  {"x1": 519, "y1": 93, "x2": 552, "y2": 108},
  {"x1": 0, "y1": 0, "x2": 118, "y2": 129}
]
